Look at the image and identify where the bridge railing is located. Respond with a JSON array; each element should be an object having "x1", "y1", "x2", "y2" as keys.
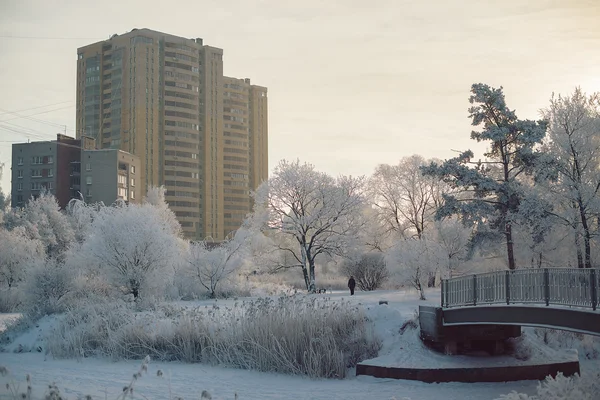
[{"x1": 441, "y1": 268, "x2": 599, "y2": 311}]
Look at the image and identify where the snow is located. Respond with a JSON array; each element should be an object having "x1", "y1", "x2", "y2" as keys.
[
  {"x1": 0, "y1": 313, "x2": 20, "y2": 334},
  {"x1": 1, "y1": 288, "x2": 585, "y2": 399}
]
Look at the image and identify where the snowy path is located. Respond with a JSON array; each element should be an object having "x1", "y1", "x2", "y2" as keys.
[{"x1": 0, "y1": 353, "x2": 538, "y2": 400}]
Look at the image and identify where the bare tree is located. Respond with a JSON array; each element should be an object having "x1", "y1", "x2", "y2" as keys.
[
  {"x1": 369, "y1": 155, "x2": 447, "y2": 240},
  {"x1": 341, "y1": 253, "x2": 389, "y2": 291},
  {"x1": 251, "y1": 159, "x2": 366, "y2": 291}
]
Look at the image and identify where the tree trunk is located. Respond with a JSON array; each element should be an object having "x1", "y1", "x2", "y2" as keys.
[
  {"x1": 308, "y1": 259, "x2": 316, "y2": 292},
  {"x1": 301, "y1": 266, "x2": 310, "y2": 290},
  {"x1": 577, "y1": 197, "x2": 592, "y2": 268},
  {"x1": 506, "y1": 222, "x2": 516, "y2": 270},
  {"x1": 574, "y1": 226, "x2": 584, "y2": 269}
]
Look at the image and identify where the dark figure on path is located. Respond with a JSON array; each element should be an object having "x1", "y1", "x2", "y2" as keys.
[{"x1": 348, "y1": 276, "x2": 356, "y2": 296}]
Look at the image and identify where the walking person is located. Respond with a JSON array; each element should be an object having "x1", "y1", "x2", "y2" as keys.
[{"x1": 348, "y1": 275, "x2": 356, "y2": 296}]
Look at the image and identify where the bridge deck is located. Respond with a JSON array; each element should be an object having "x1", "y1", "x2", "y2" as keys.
[{"x1": 442, "y1": 305, "x2": 600, "y2": 336}]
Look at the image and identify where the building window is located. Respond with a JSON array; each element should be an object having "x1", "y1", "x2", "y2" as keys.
[
  {"x1": 17, "y1": 170, "x2": 23, "y2": 178},
  {"x1": 17, "y1": 157, "x2": 23, "y2": 165},
  {"x1": 48, "y1": 169, "x2": 53, "y2": 177},
  {"x1": 48, "y1": 156, "x2": 53, "y2": 164},
  {"x1": 86, "y1": 163, "x2": 91, "y2": 171},
  {"x1": 130, "y1": 190, "x2": 135, "y2": 200},
  {"x1": 118, "y1": 187, "x2": 127, "y2": 198},
  {"x1": 118, "y1": 175, "x2": 126, "y2": 185},
  {"x1": 32, "y1": 156, "x2": 42, "y2": 164},
  {"x1": 48, "y1": 182, "x2": 53, "y2": 190},
  {"x1": 130, "y1": 165, "x2": 135, "y2": 174},
  {"x1": 78, "y1": 53, "x2": 84, "y2": 60},
  {"x1": 86, "y1": 189, "x2": 91, "y2": 197},
  {"x1": 86, "y1": 176, "x2": 92, "y2": 185},
  {"x1": 17, "y1": 183, "x2": 22, "y2": 191},
  {"x1": 130, "y1": 178, "x2": 135, "y2": 187}
]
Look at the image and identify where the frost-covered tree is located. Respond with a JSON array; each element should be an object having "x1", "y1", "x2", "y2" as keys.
[
  {"x1": 250, "y1": 159, "x2": 366, "y2": 291},
  {"x1": 6, "y1": 190, "x2": 76, "y2": 259},
  {"x1": 541, "y1": 88, "x2": 600, "y2": 268},
  {"x1": 386, "y1": 238, "x2": 447, "y2": 300},
  {"x1": 66, "y1": 197, "x2": 102, "y2": 243},
  {"x1": 422, "y1": 84, "x2": 548, "y2": 270},
  {"x1": 81, "y1": 191, "x2": 181, "y2": 301},
  {"x1": 369, "y1": 155, "x2": 447, "y2": 240},
  {"x1": 186, "y1": 229, "x2": 250, "y2": 298},
  {"x1": 432, "y1": 218, "x2": 472, "y2": 278},
  {"x1": 0, "y1": 226, "x2": 45, "y2": 288},
  {"x1": 341, "y1": 252, "x2": 389, "y2": 291}
]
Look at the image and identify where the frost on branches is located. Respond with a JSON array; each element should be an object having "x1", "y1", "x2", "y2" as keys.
[
  {"x1": 251, "y1": 159, "x2": 366, "y2": 292},
  {"x1": 385, "y1": 238, "x2": 447, "y2": 300},
  {"x1": 80, "y1": 188, "x2": 181, "y2": 301},
  {"x1": 369, "y1": 155, "x2": 447, "y2": 240},
  {"x1": 541, "y1": 88, "x2": 600, "y2": 269},
  {"x1": 186, "y1": 228, "x2": 250, "y2": 298},
  {"x1": 497, "y1": 372, "x2": 600, "y2": 400},
  {"x1": 0, "y1": 226, "x2": 45, "y2": 288},
  {"x1": 422, "y1": 83, "x2": 548, "y2": 270}
]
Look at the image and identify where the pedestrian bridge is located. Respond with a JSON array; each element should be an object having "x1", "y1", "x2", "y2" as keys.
[{"x1": 439, "y1": 268, "x2": 600, "y2": 336}]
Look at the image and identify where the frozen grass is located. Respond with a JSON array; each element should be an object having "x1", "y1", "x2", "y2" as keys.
[
  {"x1": 496, "y1": 371, "x2": 600, "y2": 400},
  {"x1": 44, "y1": 295, "x2": 381, "y2": 379}
]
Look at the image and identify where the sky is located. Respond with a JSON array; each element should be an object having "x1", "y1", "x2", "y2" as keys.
[{"x1": 1, "y1": 0, "x2": 600, "y2": 193}]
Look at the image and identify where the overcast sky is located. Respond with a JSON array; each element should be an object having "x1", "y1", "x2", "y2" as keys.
[{"x1": 1, "y1": 0, "x2": 600, "y2": 192}]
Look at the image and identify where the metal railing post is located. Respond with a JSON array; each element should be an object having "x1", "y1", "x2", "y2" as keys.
[
  {"x1": 473, "y1": 274, "x2": 477, "y2": 306},
  {"x1": 591, "y1": 269, "x2": 597, "y2": 311},
  {"x1": 441, "y1": 279, "x2": 445, "y2": 308},
  {"x1": 505, "y1": 270, "x2": 510, "y2": 305},
  {"x1": 544, "y1": 268, "x2": 550, "y2": 306}
]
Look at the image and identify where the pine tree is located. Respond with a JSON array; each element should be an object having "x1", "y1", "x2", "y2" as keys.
[{"x1": 422, "y1": 84, "x2": 547, "y2": 270}]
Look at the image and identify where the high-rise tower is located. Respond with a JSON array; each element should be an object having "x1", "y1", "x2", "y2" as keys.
[{"x1": 76, "y1": 29, "x2": 268, "y2": 239}]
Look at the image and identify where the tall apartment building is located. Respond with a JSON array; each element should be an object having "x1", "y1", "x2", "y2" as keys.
[
  {"x1": 222, "y1": 77, "x2": 268, "y2": 237},
  {"x1": 11, "y1": 134, "x2": 140, "y2": 208},
  {"x1": 75, "y1": 28, "x2": 268, "y2": 240}
]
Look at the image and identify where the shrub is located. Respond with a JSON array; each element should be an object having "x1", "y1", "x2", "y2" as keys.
[
  {"x1": 0, "y1": 288, "x2": 25, "y2": 313},
  {"x1": 342, "y1": 253, "x2": 389, "y2": 291},
  {"x1": 25, "y1": 261, "x2": 74, "y2": 316},
  {"x1": 496, "y1": 371, "x2": 600, "y2": 400}
]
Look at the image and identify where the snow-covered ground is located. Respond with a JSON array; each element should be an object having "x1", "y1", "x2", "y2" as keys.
[{"x1": 1, "y1": 289, "x2": 587, "y2": 400}]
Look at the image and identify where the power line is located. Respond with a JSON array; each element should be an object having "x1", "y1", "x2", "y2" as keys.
[
  {"x1": 0, "y1": 101, "x2": 73, "y2": 117},
  {"x1": 0, "y1": 104, "x2": 75, "y2": 123}
]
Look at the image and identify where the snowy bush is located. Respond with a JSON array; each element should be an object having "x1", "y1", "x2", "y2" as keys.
[
  {"x1": 497, "y1": 371, "x2": 600, "y2": 400},
  {"x1": 0, "y1": 226, "x2": 45, "y2": 289},
  {"x1": 0, "y1": 288, "x2": 24, "y2": 313},
  {"x1": 25, "y1": 260, "x2": 75, "y2": 316},
  {"x1": 342, "y1": 252, "x2": 389, "y2": 291},
  {"x1": 185, "y1": 230, "x2": 249, "y2": 299},
  {"x1": 45, "y1": 296, "x2": 381, "y2": 378}
]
